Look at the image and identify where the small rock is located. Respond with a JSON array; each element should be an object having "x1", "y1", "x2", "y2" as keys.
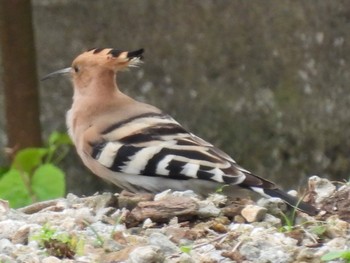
[
  {"x1": 128, "y1": 245, "x2": 164, "y2": 263},
  {"x1": 262, "y1": 213, "x2": 282, "y2": 227},
  {"x1": 297, "y1": 248, "x2": 321, "y2": 263},
  {"x1": 12, "y1": 225, "x2": 30, "y2": 244},
  {"x1": 197, "y1": 200, "x2": 221, "y2": 218},
  {"x1": 308, "y1": 176, "x2": 336, "y2": 203},
  {"x1": 0, "y1": 238, "x2": 14, "y2": 254},
  {"x1": 228, "y1": 222, "x2": 254, "y2": 232},
  {"x1": 0, "y1": 220, "x2": 26, "y2": 240},
  {"x1": 287, "y1": 190, "x2": 298, "y2": 197},
  {"x1": 210, "y1": 222, "x2": 227, "y2": 233},
  {"x1": 172, "y1": 190, "x2": 200, "y2": 199},
  {"x1": 233, "y1": 215, "x2": 246, "y2": 223},
  {"x1": 207, "y1": 193, "x2": 227, "y2": 207},
  {"x1": 257, "y1": 197, "x2": 287, "y2": 215},
  {"x1": 241, "y1": 205, "x2": 267, "y2": 222},
  {"x1": 221, "y1": 203, "x2": 244, "y2": 218},
  {"x1": 0, "y1": 199, "x2": 10, "y2": 216},
  {"x1": 324, "y1": 237, "x2": 347, "y2": 250},
  {"x1": 126, "y1": 196, "x2": 198, "y2": 227},
  {"x1": 103, "y1": 238, "x2": 124, "y2": 252},
  {"x1": 325, "y1": 215, "x2": 349, "y2": 238},
  {"x1": 142, "y1": 218, "x2": 155, "y2": 228},
  {"x1": 101, "y1": 246, "x2": 137, "y2": 262},
  {"x1": 0, "y1": 254, "x2": 15, "y2": 263},
  {"x1": 118, "y1": 191, "x2": 154, "y2": 210},
  {"x1": 42, "y1": 256, "x2": 62, "y2": 263},
  {"x1": 175, "y1": 253, "x2": 195, "y2": 263},
  {"x1": 148, "y1": 232, "x2": 180, "y2": 255},
  {"x1": 154, "y1": 189, "x2": 173, "y2": 201},
  {"x1": 16, "y1": 254, "x2": 40, "y2": 263}
]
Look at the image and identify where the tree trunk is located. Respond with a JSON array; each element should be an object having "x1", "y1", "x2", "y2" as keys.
[{"x1": 0, "y1": 0, "x2": 42, "y2": 156}]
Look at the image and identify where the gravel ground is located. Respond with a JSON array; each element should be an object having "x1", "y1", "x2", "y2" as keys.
[{"x1": 0, "y1": 175, "x2": 349, "y2": 263}]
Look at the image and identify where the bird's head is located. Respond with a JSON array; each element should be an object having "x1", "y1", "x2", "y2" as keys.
[{"x1": 42, "y1": 48, "x2": 144, "y2": 93}]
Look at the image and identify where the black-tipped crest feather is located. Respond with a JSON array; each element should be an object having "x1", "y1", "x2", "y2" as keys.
[
  {"x1": 127, "y1": 49, "x2": 144, "y2": 60},
  {"x1": 108, "y1": 49, "x2": 123, "y2": 57}
]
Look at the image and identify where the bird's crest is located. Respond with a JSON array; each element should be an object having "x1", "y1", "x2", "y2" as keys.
[{"x1": 73, "y1": 48, "x2": 144, "y2": 70}]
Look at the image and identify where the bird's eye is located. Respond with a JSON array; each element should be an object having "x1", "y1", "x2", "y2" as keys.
[{"x1": 74, "y1": 66, "x2": 79, "y2": 73}]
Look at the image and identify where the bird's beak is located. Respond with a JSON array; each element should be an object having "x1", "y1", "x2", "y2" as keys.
[{"x1": 41, "y1": 67, "x2": 72, "y2": 81}]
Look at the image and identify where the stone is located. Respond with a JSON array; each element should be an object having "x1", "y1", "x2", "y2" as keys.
[
  {"x1": 0, "y1": 199, "x2": 10, "y2": 216},
  {"x1": 0, "y1": 254, "x2": 15, "y2": 263},
  {"x1": 241, "y1": 205, "x2": 267, "y2": 222},
  {"x1": 261, "y1": 213, "x2": 282, "y2": 227},
  {"x1": 325, "y1": 216, "x2": 349, "y2": 238},
  {"x1": 128, "y1": 245, "x2": 165, "y2": 263},
  {"x1": 257, "y1": 197, "x2": 287, "y2": 215},
  {"x1": 206, "y1": 193, "x2": 227, "y2": 207},
  {"x1": 15, "y1": 254, "x2": 40, "y2": 263},
  {"x1": 0, "y1": 238, "x2": 14, "y2": 255},
  {"x1": 118, "y1": 191, "x2": 154, "y2": 210},
  {"x1": 42, "y1": 256, "x2": 62, "y2": 263},
  {"x1": 148, "y1": 232, "x2": 180, "y2": 255},
  {"x1": 197, "y1": 200, "x2": 221, "y2": 218},
  {"x1": 221, "y1": 203, "x2": 244, "y2": 218},
  {"x1": 0, "y1": 220, "x2": 26, "y2": 240},
  {"x1": 125, "y1": 196, "x2": 198, "y2": 227},
  {"x1": 11, "y1": 225, "x2": 31, "y2": 244},
  {"x1": 308, "y1": 176, "x2": 336, "y2": 203}
]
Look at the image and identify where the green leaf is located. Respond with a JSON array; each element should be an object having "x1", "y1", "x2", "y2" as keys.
[
  {"x1": 48, "y1": 132, "x2": 73, "y2": 147},
  {"x1": 12, "y1": 148, "x2": 48, "y2": 173},
  {"x1": 180, "y1": 245, "x2": 192, "y2": 254},
  {"x1": 0, "y1": 169, "x2": 32, "y2": 208},
  {"x1": 0, "y1": 166, "x2": 10, "y2": 178},
  {"x1": 32, "y1": 164, "x2": 65, "y2": 201},
  {"x1": 321, "y1": 251, "x2": 350, "y2": 261},
  {"x1": 310, "y1": 225, "x2": 327, "y2": 236}
]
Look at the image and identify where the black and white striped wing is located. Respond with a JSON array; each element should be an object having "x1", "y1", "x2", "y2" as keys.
[{"x1": 91, "y1": 113, "x2": 246, "y2": 185}]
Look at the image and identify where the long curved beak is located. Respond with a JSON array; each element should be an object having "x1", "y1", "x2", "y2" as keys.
[{"x1": 41, "y1": 67, "x2": 72, "y2": 81}]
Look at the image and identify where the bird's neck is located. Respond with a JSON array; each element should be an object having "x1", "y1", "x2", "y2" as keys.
[{"x1": 73, "y1": 69, "x2": 119, "y2": 99}]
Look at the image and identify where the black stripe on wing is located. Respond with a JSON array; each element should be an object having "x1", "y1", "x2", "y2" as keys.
[
  {"x1": 166, "y1": 159, "x2": 188, "y2": 179},
  {"x1": 110, "y1": 144, "x2": 142, "y2": 172},
  {"x1": 101, "y1": 112, "x2": 171, "y2": 135},
  {"x1": 165, "y1": 160, "x2": 217, "y2": 180},
  {"x1": 90, "y1": 141, "x2": 107, "y2": 159},
  {"x1": 119, "y1": 124, "x2": 188, "y2": 144},
  {"x1": 141, "y1": 147, "x2": 221, "y2": 177}
]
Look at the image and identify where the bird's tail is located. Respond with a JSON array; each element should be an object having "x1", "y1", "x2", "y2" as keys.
[
  {"x1": 262, "y1": 188, "x2": 317, "y2": 215},
  {"x1": 239, "y1": 173, "x2": 317, "y2": 215}
]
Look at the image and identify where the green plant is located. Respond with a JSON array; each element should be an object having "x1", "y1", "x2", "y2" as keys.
[
  {"x1": 0, "y1": 132, "x2": 72, "y2": 208},
  {"x1": 82, "y1": 220, "x2": 104, "y2": 247},
  {"x1": 321, "y1": 250, "x2": 350, "y2": 262},
  {"x1": 215, "y1": 184, "x2": 229, "y2": 193},
  {"x1": 279, "y1": 196, "x2": 309, "y2": 233},
  {"x1": 32, "y1": 224, "x2": 84, "y2": 259},
  {"x1": 180, "y1": 245, "x2": 192, "y2": 254},
  {"x1": 279, "y1": 208, "x2": 298, "y2": 233}
]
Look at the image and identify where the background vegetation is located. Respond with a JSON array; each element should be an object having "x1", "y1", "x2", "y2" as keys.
[{"x1": 0, "y1": 0, "x2": 349, "y2": 196}]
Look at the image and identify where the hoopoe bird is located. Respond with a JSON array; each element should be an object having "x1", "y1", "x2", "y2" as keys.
[{"x1": 43, "y1": 48, "x2": 317, "y2": 215}]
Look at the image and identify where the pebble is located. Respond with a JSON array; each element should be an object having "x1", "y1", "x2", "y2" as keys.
[
  {"x1": 42, "y1": 256, "x2": 62, "y2": 263},
  {"x1": 308, "y1": 175, "x2": 336, "y2": 203},
  {"x1": 128, "y1": 245, "x2": 164, "y2": 263},
  {"x1": 148, "y1": 232, "x2": 180, "y2": 255},
  {"x1": 0, "y1": 199, "x2": 10, "y2": 216},
  {"x1": 197, "y1": 200, "x2": 221, "y2": 218},
  {"x1": 241, "y1": 205, "x2": 267, "y2": 222},
  {"x1": 257, "y1": 197, "x2": 287, "y2": 215}
]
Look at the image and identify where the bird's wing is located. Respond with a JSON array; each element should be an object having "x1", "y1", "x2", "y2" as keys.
[{"x1": 87, "y1": 112, "x2": 248, "y2": 185}]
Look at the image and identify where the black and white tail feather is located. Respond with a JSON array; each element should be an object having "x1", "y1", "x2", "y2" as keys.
[{"x1": 89, "y1": 112, "x2": 317, "y2": 215}]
